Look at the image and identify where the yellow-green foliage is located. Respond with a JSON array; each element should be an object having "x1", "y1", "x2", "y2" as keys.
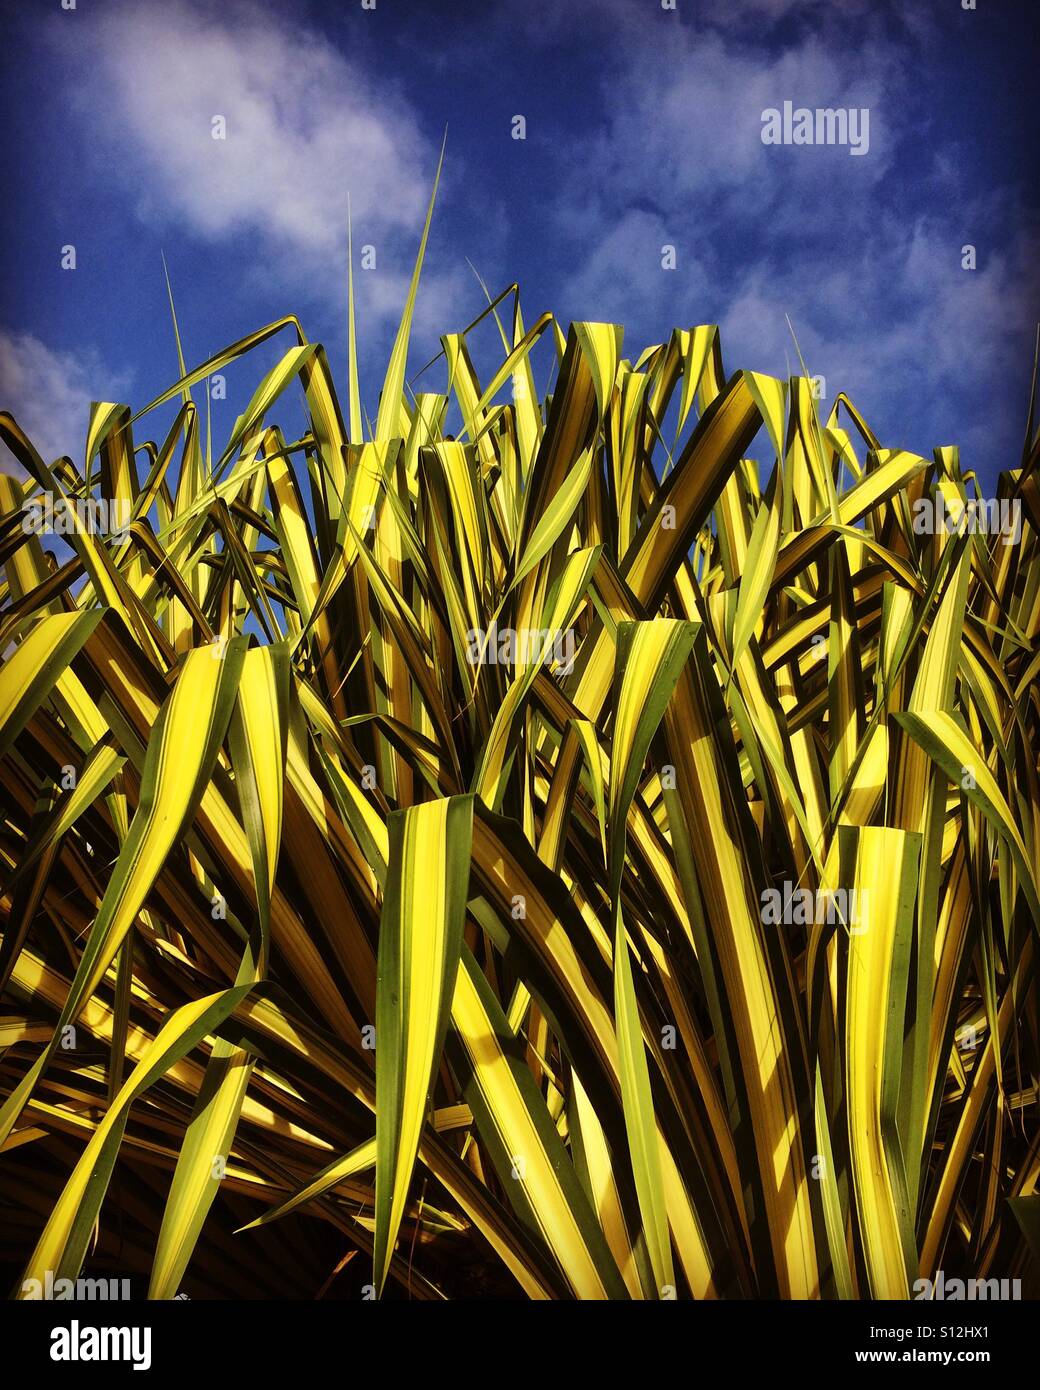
[{"x1": 1, "y1": 190, "x2": 1039, "y2": 1298}]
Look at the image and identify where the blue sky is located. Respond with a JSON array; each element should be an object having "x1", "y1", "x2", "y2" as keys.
[{"x1": 1, "y1": 0, "x2": 1037, "y2": 485}]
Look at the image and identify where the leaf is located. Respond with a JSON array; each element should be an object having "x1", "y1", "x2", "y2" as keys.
[{"x1": 373, "y1": 793, "x2": 474, "y2": 1294}]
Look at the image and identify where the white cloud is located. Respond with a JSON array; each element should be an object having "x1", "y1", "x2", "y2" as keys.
[
  {"x1": 560, "y1": 209, "x2": 709, "y2": 333},
  {"x1": 549, "y1": 8, "x2": 1035, "y2": 468},
  {"x1": 44, "y1": 0, "x2": 471, "y2": 356},
  {"x1": 558, "y1": 27, "x2": 899, "y2": 232},
  {"x1": 553, "y1": 16, "x2": 913, "y2": 347},
  {"x1": 0, "y1": 331, "x2": 131, "y2": 473},
  {"x1": 717, "y1": 207, "x2": 1038, "y2": 465},
  {"x1": 60, "y1": 0, "x2": 433, "y2": 261},
  {"x1": 553, "y1": 16, "x2": 907, "y2": 388}
]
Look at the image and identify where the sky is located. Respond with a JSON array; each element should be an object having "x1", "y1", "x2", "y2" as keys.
[{"x1": 1, "y1": 0, "x2": 1037, "y2": 486}]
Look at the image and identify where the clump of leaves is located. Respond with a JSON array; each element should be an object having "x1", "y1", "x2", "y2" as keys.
[{"x1": 2, "y1": 173, "x2": 1039, "y2": 1299}]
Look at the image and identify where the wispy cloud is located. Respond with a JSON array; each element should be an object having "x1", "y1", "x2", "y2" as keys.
[
  {"x1": 0, "y1": 331, "x2": 131, "y2": 473},
  {"x1": 543, "y1": 6, "x2": 1035, "y2": 464},
  {"x1": 560, "y1": 210, "x2": 709, "y2": 331},
  {"x1": 9, "y1": 0, "x2": 1033, "y2": 476},
  {"x1": 720, "y1": 210, "x2": 1038, "y2": 460},
  {"x1": 62, "y1": 0, "x2": 430, "y2": 260},
  {"x1": 38, "y1": 0, "x2": 481, "y2": 385}
]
